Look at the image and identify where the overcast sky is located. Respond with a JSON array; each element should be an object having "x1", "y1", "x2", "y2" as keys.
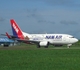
[{"x1": 0, "y1": 0, "x2": 80, "y2": 38}]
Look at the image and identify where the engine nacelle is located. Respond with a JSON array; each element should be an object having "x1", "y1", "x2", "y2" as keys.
[{"x1": 39, "y1": 41, "x2": 48, "y2": 46}]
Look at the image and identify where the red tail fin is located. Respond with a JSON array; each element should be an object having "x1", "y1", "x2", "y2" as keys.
[
  {"x1": 6, "y1": 32, "x2": 11, "y2": 39},
  {"x1": 10, "y1": 19, "x2": 24, "y2": 39}
]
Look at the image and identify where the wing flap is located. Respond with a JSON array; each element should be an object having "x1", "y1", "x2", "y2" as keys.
[{"x1": 16, "y1": 39, "x2": 40, "y2": 44}]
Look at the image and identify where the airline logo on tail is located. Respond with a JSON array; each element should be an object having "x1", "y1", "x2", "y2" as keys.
[
  {"x1": 10, "y1": 19, "x2": 24, "y2": 39},
  {"x1": 13, "y1": 23, "x2": 19, "y2": 33}
]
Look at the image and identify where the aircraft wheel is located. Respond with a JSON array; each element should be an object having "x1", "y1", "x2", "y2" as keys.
[
  {"x1": 37, "y1": 44, "x2": 41, "y2": 48},
  {"x1": 67, "y1": 44, "x2": 72, "y2": 48},
  {"x1": 45, "y1": 42, "x2": 49, "y2": 48},
  {"x1": 4, "y1": 44, "x2": 9, "y2": 47}
]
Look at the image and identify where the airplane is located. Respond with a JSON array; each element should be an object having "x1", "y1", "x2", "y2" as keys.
[
  {"x1": 5, "y1": 19, "x2": 78, "y2": 48},
  {"x1": 0, "y1": 37, "x2": 14, "y2": 47}
]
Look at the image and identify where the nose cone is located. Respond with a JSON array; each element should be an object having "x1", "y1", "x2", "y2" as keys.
[
  {"x1": 74, "y1": 38, "x2": 78, "y2": 43},
  {"x1": 70, "y1": 38, "x2": 78, "y2": 44}
]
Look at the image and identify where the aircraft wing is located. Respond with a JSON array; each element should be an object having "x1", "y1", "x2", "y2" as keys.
[{"x1": 16, "y1": 39, "x2": 40, "y2": 44}]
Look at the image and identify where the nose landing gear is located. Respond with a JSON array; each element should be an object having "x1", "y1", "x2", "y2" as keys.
[{"x1": 67, "y1": 44, "x2": 72, "y2": 48}]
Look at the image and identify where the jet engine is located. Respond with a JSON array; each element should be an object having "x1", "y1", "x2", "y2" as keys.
[{"x1": 39, "y1": 41, "x2": 49, "y2": 46}]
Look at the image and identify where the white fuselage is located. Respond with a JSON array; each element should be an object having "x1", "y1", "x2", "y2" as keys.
[{"x1": 23, "y1": 32, "x2": 78, "y2": 45}]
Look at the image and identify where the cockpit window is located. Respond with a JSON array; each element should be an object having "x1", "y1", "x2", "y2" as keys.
[{"x1": 69, "y1": 37, "x2": 74, "y2": 38}]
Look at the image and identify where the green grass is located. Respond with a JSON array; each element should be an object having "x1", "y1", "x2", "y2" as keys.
[
  {"x1": 0, "y1": 41, "x2": 80, "y2": 70},
  {"x1": 0, "y1": 49, "x2": 80, "y2": 70}
]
